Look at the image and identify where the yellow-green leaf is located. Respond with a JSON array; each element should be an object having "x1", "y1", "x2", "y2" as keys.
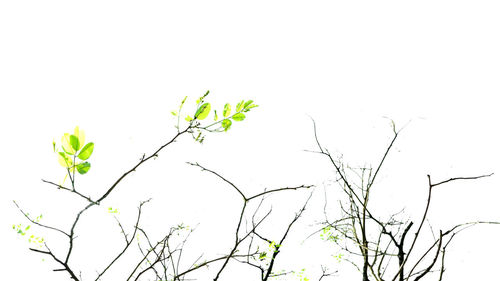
[
  {"x1": 195, "y1": 103, "x2": 211, "y2": 120},
  {"x1": 244, "y1": 100, "x2": 253, "y2": 108},
  {"x1": 58, "y1": 152, "x2": 73, "y2": 168},
  {"x1": 61, "y1": 134, "x2": 75, "y2": 155},
  {"x1": 232, "y1": 113, "x2": 245, "y2": 121},
  {"x1": 76, "y1": 162, "x2": 91, "y2": 174},
  {"x1": 223, "y1": 103, "x2": 231, "y2": 117},
  {"x1": 78, "y1": 142, "x2": 94, "y2": 160},
  {"x1": 222, "y1": 119, "x2": 232, "y2": 131},
  {"x1": 236, "y1": 100, "x2": 244, "y2": 112},
  {"x1": 69, "y1": 135, "x2": 80, "y2": 152}
]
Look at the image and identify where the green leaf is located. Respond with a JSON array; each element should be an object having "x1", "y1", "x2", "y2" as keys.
[
  {"x1": 178, "y1": 97, "x2": 188, "y2": 115},
  {"x1": 236, "y1": 100, "x2": 244, "y2": 112},
  {"x1": 194, "y1": 131, "x2": 205, "y2": 143},
  {"x1": 259, "y1": 252, "x2": 267, "y2": 260},
  {"x1": 195, "y1": 103, "x2": 211, "y2": 120},
  {"x1": 222, "y1": 119, "x2": 232, "y2": 131},
  {"x1": 232, "y1": 113, "x2": 246, "y2": 121},
  {"x1": 76, "y1": 162, "x2": 91, "y2": 174},
  {"x1": 171, "y1": 111, "x2": 178, "y2": 116},
  {"x1": 52, "y1": 140, "x2": 56, "y2": 152},
  {"x1": 223, "y1": 103, "x2": 231, "y2": 117},
  {"x1": 61, "y1": 134, "x2": 75, "y2": 155},
  {"x1": 78, "y1": 142, "x2": 94, "y2": 160},
  {"x1": 196, "y1": 91, "x2": 210, "y2": 105},
  {"x1": 214, "y1": 110, "x2": 218, "y2": 121},
  {"x1": 58, "y1": 152, "x2": 73, "y2": 168},
  {"x1": 244, "y1": 100, "x2": 254, "y2": 108},
  {"x1": 243, "y1": 100, "x2": 258, "y2": 112},
  {"x1": 185, "y1": 115, "x2": 193, "y2": 122},
  {"x1": 243, "y1": 104, "x2": 258, "y2": 112},
  {"x1": 69, "y1": 135, "x2": 80, "y2": 151}
]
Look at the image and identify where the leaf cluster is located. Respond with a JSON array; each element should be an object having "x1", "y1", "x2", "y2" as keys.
[
  {"x1": 55, "y1": 126, "x2": 94, "y2": 179},
  {"x1": 171, "y1": 91, "x2": 258, "y2": 143}
]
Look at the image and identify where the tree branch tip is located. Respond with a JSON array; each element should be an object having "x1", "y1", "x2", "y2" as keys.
[
  {"x1": 29, "y1": 248, "x2": 50, "y2": 254},
  {"x1": 140, "y1": 198, "x2": 153, "y2": 205},
  {"x1": 186, "y1": 161, "x2": 199, "y2": 167}
]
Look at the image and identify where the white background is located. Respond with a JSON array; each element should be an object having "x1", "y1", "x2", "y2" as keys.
[{"x1": 1, "y1": 1, "x2": 499, "y2": 280}]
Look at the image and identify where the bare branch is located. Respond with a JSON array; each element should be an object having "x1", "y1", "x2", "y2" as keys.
[{"x1": 430, "y1": 173, "x2": 494, "y2": 188}]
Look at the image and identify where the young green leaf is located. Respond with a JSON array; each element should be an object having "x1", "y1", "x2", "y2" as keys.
[
  {"x1": 236, "y1": 100, "x2": 245, "y2": 112},
  {"x1": 78, "y1": 142, "x2": 94, "y2": 160},
  {"x1": 223, "y1": 103, "x2": 231, "y2": 117},
  {"x1": 69, "y1": 135, "x2": 80, "y2": 151},
  {"x1": 244, "y1": 100, "x2": 254, "y2": 108},
  {"x1": 195, "y1": 103, "x2": 211, "y2": 120},
  {"x1": 171, "y1": 111, "x2": 178, "y2": 116},
  {"x1": 243, "y1": 103, "x2": 258, "y2": 112},
  {"x1": 196, "y1": 91, "x2": 209, "y2": 105},
  {"x1": 178, "y1": 97, "x2": 188, "y2": 116},
  {"x1": 76, "y1": 162, "x2": 91, "y2": 174},
  {"x1": 52, "y1": 140, "x2": 56, "y2": 152},
  {"x1": 259, "y1": 252, "x2": 267, "y2": 260},
  {"x1": 243, "y1": 100, "x2": 258, "y2": 112},
  {"x1": 232, "y1": 113, "x2": 246, "y2": 121},
  {"x1": 185, "y1": 115, "x2": 193, "y2": 122},
  {"x1": 222, "y1": 119, "x2": 232, "y2": 131},
  {"x1": 214, "y1": 110, "x2": 218, "y2": 121}
]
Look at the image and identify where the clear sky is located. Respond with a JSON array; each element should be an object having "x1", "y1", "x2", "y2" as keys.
[{"x1": 1, "y1": 1, "x2": 499, "y2": 280}]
